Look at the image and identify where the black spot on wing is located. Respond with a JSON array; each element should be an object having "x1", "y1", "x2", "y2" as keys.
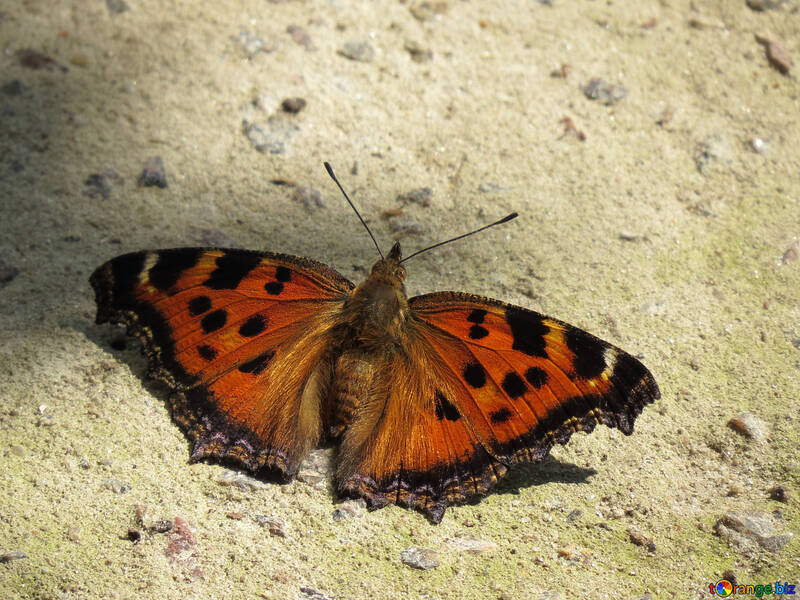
[
  {"x1": 275, "y1": 266, "x2": 291, "y2": 282},
  {"x1": 197, "y1": 345, "x2": 217, "y2": 361},
  {"x1": 467, "y1": 309, "x2": 486, "y2": 324},
  {"x1": 150, "y1": 249, "x2": 201, "y2": 291},
  {"x1": 524, "y1": 366, "x2": 548, "y2": 389},
  {"x1": 203, "y1": 253, "x2": 262, "y2": 290},
  {"x1": 238, "y1": 350, "x2": 274, "y2": 375},
  {"x1": 501, "y1": 371, "x2": 527, "y2": 398},
  {"x1": 434, "y1": 390, "x2": 460, "y2": 421},
  {"x1": 462, "y1": 362, "x2": 486, "y2": 388},
  {"x1": 490, "y1": 407, "x2": 512, "y2": 424},
  {"x1": 505, "y1": 308, "x2": 549, "y2": 358},
  {"x1": 469, "y1": 325, "x2": 489, "y2": 339},
  {"x1": 188, "y1": 295, "x2": 212, "y2": 316},
  {"x1": 265, "y1": 281, "x2": 284, "y2": 295},
  {"x1": 565, "y1": 328, "x2": 607, "y2": 379},
  {"x1": 238, "y1": 314, "x2": 266, "y2": 337},
  {"x1": 201, "y1": 309, "x2": 227, "y2": 334}
]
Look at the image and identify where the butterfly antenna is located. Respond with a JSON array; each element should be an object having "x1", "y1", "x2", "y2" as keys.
[
  {"x1": 400, "y1": 212, "x2": 519, "y2": 264},
  {"x1": 324, "y1": 162, "x2": 384, "y2": 260}
]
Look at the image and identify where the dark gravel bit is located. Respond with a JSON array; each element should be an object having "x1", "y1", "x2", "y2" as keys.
[
  {"x1": 106, "y1": 0, "x2": 130, "y2": 14},
  {"x1": 0, "y1": 259, "x2": 20, "y2": 284},
  {"x1": 1, "y1": 80, "x2": 23, "y2": 96},
  {"x1": 137, "y1": 156, "x2": 168, "y2": 188},
  {"x1": 287, "y1": 25, "x2": 314, "y2": 50},
  {"x1": 404, "y1": 40, "x2": 433, "y2": 63},
  {"x1": 102, "y1": 477, "x2": 131, "y2": 494},
  {"x1": 299, "y1": 587, "x2": 334, "y2": 600},
  {"x1": 747, "y1": 0, "x2": 792, "y2": 11},
  {"x1": 582, "y1": 78, "x2": 628, "y2": 104},
  {"x1": 0, "y1": 551, "x2": 27, "y2": 563},
  {"x1": 126, "y1": 528, "x2": 142, "y2": 542},
  {"x1": 768, "y1": 485, "x2": 790, "y2": 503},
  {"x1": 780, "y1": 240, "x2": 799, "y2": 264},
  {"x1": 84, "y1": 168, "x2": 124, "y2": 199},
  {"x1": 18, "y1": 49, "x2": 68, "y2": 72},
  {"x1": 566, "y1": 509, "x2": 583, "y2": 522},
  {"x1": 281, "y1": 97, "x2": 307, "y2": 114},
  {"x1": 400, "y1": 546, "x2": 440, "y2": 570},
  {"x1": 627, "y1": 528, "x2": 656, "y2": 553},
  {"x1": 8, "y1": 160, "x2": 25, "y2": 173},
  {"x1": 396, "y1": 187, "x2": 433, "y2": 207},
  {"x1": 338, "y1": 40, "x2": 375, "y2": 62},
  {"x1": 755, "y1": 34, "x2": 793, "y2": 75}
]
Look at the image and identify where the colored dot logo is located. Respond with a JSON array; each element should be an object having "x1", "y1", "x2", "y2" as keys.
[{"x1": 714, "y1": 580, "x2": 734, "y2": 597}]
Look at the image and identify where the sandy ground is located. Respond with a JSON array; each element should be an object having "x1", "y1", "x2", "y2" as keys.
[{"x1": 1, "y1": 0, "x2": 799, "y2": 598}]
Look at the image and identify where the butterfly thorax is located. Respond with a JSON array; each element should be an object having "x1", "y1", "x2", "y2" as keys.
[{"x1": 341, "y1": 242, "x2": 409, "y2": 347}]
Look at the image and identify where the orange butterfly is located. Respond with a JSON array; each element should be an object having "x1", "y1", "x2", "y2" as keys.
[{"x1": 90, "y1": 163, "x2": 658, "y2": 523}]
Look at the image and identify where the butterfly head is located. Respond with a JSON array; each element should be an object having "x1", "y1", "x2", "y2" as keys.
[{"x1": 368, "y1": 241, "x2": 407, "y2": 286}]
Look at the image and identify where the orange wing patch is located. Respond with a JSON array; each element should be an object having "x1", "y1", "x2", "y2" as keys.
[
  {"x1": 332, "y1": 292, "x2": 658, "y2": 522},
  {"x1": 90, "y1": 248, "x2": 354, "y2": 475}
]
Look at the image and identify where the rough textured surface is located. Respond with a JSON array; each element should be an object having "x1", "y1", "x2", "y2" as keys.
[{"x1": 0, "y1": 1, "x2": 798, "y2": 598}]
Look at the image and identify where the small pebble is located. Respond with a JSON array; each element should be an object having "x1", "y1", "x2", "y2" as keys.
[
  {"x1": 299, "y1": 587, "x2": 334, "y2": 600},
  {"x1": 287, "y1": 25, "x2": 313, "y2": 50},
  {"x1": 215, "y1": 469, "x2": 266, "y2": 491},
  {"x1": 400, "y1": 546, "x2": 440, "y2": 570},
  {"x1": 386, "y1": 215, "x2": 424, "y2": 236},
  {"x1": 102, "y1": 477, "x2": 131, "y2": 494},
  {"x1": 628, "y1": 528, "x2": 656, "y2": 552},
  {"x1": 727, "y1": 412, "x2": 767, "y2": 440},
  {"x1": 396, "y1": 187, "x2": 433, "y2": 207},
  {"x1": 694, "y1": 134, "x2": 731, "y2": 174},
  {"x1": 755, "y1": 34, "x2": 793, "y2": 75},
  {"x1": 409, "y1": 1, "x2": 450, "y2": 21},
  {"x1": 255, "y1": 515, "x2": 287, "y2": 537},
  {"x1": 747, "y1": 0, "x2": 791, "y2": 11},
  {"x1": 106, "y1": 0, "x2": 130, "y2": 14},
  {"x1": 582, "y1": 78, "x2": 628, "y2": 104},
  {"x1": 10, "y1": 445, "x2": 26, "y2": 457},
  {"x1": 165, "y1": 517, "x2": 196, "y2": 559},
  {"x1": 445, "y1": 537, "x2": 498, "y2": 554},
  {"x1": 0, "y1": 552, "x2": 27, "y2": 563},
  {"x1": 780, "y1": 239, "x2": 799, "y2": 264},
  {"x1": 291, "y1": 186, "x2": 324, "y2": 212},
  {"x1": 768, "y1": 485, "x2": 789, "y2": 503},
  {"x1": 137, "y1": 156, "x2": 168, "y2": 188},
  {"x1": 1, "y1": 80, "x2": 23, "y2": 96},
  {"x1": 281, "y1": 97, "x2": 307, "y2": 114},
  {"x1": 237, "y1": 31, "x2": 274, "y2": 59},
  {"x1": 17, "y1": 49, "x2": 68, "y2": 72},
  {"x1": 404, "y1": 40, "x2": 432, "y2": 63},
  {"x1": 242, "y1": 118, "x2": 298, "y2": 155},
  {"x1": 338, "y1": 40, "x2": 375, "y2": 63},
  {"x1": 84, "y1": 168, "x2": 124, "y2": 199},
  {"x1": 332, "y1": 499, "x2": 366, "y2": 521}
]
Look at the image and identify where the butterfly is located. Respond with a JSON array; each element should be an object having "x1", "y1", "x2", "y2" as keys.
[{"x1": 90, "y1": 163, "x2": 659, "y2": 523}]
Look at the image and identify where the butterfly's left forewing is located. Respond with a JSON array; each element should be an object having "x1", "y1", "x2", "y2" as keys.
[{"x1": 90, "y1": 248, "x2": 354, "y2": 476}]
